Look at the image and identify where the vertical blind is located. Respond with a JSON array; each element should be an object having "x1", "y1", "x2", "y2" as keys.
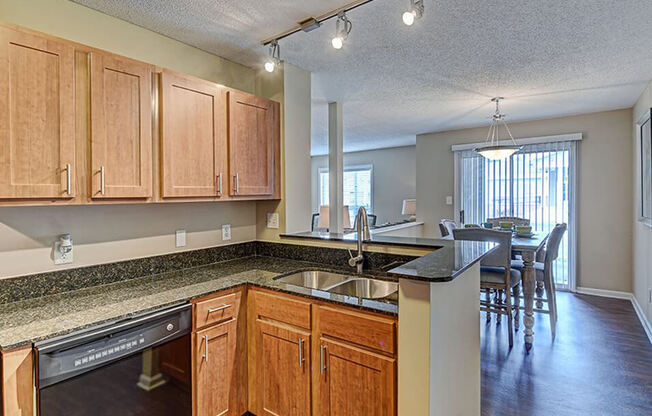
[
  {"x1": 319, "y1": 166, "x2": 373, "y2": 222},
  {"x1": 456, "y1": 141, "x2": 576, "y2": 289}
]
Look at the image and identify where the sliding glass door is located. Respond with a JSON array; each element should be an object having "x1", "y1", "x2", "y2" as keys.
[{"x1": 455, "y1": 140, "x2": 577, "y2": 290}]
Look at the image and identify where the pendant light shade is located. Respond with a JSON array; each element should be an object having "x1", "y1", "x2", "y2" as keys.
[{"x1": 475, "y1": 97, "x2": 521, "y2": 160}]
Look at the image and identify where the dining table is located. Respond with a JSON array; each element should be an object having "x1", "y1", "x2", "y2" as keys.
[{"x1": 445, "y1": 231, "x2": 548, "y2": 352}]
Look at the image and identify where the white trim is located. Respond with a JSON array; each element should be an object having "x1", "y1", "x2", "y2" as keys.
[
  {"x1": 636, "y1": 108, "x2": 652, "y2": 227},
  {"x1": 632, "y1": 295, "x2": 652, "y2": 344},
  {"x1": 575, "y1": 287, "x2": 632, "y2": 299},
  {"x1": 451, "y1": 133, "x2": 583, "y2": 152},
  {"x1": 576, "y1": 287, "x2": 652, "y2": 344}
]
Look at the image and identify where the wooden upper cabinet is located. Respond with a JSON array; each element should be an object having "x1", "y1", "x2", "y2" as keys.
[
  {"x1": 255, "y1": 320, "x2": 311, "y2": 416},
  {"x1": 160, "y1": 71, "x2": 227, "y2": 198},
  {"x1": 318, "y1": 338, "x2": 396, "y2": 416},
  {"x1": 0, "y1": 27, "x2": 75, "y2": 199},
  {"x1": 89, "y1": 52, "x2": 152, "y2": 199},
  {"x1": 228, "y1": 90, "x2": 279, "y2": 197}
]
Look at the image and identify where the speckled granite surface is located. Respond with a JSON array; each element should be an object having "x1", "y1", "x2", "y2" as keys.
[{"x1": 0, "y1": 256, "x2": 398, "y2": 350}]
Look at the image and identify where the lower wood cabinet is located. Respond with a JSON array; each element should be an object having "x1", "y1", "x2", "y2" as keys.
[
  {"x1": 194, "y1": 319, "x2": 238, "y2": 416},
  {"x1": 317, "y1": 338, "x2": 396, "y2": 416},
  {"x1": 255, "y1": 320, "x2": 312, "y2": 416}
]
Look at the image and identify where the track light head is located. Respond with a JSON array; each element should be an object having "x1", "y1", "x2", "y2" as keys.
[
  {"x1": 332, "y1": 11, "x2": 352, "y2": 50},
  {"x1": 403, "y1": 0, "x2": 424, "y2": 26},
  {"x1": 264, "y1": 40, "x2": 281, "y2": 72}
]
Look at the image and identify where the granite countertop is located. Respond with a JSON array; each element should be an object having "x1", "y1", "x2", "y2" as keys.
[
  {"x1": 281, "y1": 232, "x2": 496, "y2": 281},
  {"x1": 0, "y1": 256, "x2": 398, "y2": 350}
]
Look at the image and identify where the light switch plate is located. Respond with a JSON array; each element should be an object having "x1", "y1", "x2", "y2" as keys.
[
  {"x1": 176, "y1": 230, "x2": 186, "y2": 247},
  {"x1": 446, "y1": 196, "x2": 453, "y2": 205},
  {"x1": 266, "y1": 213, "x2": 279, "y2": 229},
  {"x1": 222, "y1": 224, "x2": 231, "y2": 241}
]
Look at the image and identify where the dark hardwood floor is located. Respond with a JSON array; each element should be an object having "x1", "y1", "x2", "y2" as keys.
[{"x1": 481, "y1": 292, "x2": 652, "y2": 416}]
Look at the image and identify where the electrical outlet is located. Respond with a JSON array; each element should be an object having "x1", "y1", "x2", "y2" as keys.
[
  {"x1": 53, "y1": 234, "x2": 74, "y2": 265},
  {"x1": 446, "y1": 196, "x2": 453, "y2": 205},
  {"x1": 266, "y1": 213, "x2": 279, "y2": 229},
  {"x1": 222, "y1": 224, "x2": 231, "y2": 241},
  {"x1": 176, "y1": 230, "x2": 186, "y2": 247}
]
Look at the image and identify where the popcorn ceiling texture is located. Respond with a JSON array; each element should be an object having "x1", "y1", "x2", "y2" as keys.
[{"x1": 73, "y1": 0, "x2": 652, "y2": 154}]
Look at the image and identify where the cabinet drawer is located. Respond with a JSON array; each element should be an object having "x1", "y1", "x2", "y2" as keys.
[
  {"x1": 253, "y1": 290, "x2": 311, "y2": 330},
  {"x1": 318, "y1": 306, "x2": 396, "y2": 355},
  {"x1": 194, "y1": 291, "x2": 240, "y2": 329}
]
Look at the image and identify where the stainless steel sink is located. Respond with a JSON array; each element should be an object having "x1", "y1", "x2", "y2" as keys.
[
  {"x1": 277, "y1": 270, "x2": 351, "y2": 290},
  {"x1": 327, "y1": 278, "x2": 398, "y2": 299},
  {"x1": 276, "y1": 271, "x2": 398, "y2": 300}
]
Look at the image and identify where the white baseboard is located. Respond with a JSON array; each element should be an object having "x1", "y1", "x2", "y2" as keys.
[
  {"x1": 575, "y1": 287, "x2": 632, "y2": 299},
  {"x1": 631, "y1": 295, "x2": 652, "y2": 344},
  {"x1": 576, "y1": 286, "x2": 652, "y2": 344}
]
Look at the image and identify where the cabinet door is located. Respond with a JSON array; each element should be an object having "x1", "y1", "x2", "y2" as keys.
[
  {"x1": 318, "y1": 338, "x2": 396, "y2": 416},
  {"x1": 194, "y1": 319, "x2": 237, "y2": 416},
  {"x1": 161, "y1": 71, "x2": 227, "y2": 198},
  {"x1": 228, "y1": 90, "x2": 278, "y2": 196},
  {"x1": 90, "y1": 52, "x2": 152, "y2": 198},
  {"x1": 0, "y1": 27, "x2": 75, "y2": 199},
  {"x1": 256, "y1": 320, "x2": 311, "y2": 416}
]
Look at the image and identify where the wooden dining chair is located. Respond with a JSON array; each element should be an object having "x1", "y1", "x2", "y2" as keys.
[
  {"x1": 512, "y1": 223, "x2": 567, "y2": 338},
  {"x1": 486, "y1": 216, "x2": 530, "y2": 227},
  {"x1": 438, "y1": 219, "x2": 458, "y2": 237},
  {"x1": 453, "y1": 228, "x2": 521, "y2": 347}
]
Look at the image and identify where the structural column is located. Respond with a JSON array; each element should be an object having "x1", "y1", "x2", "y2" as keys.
[{"x1": 328, "y1": 101, "x2": 344, "y2": 233}]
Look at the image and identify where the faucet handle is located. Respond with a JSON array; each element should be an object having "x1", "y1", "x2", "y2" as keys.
[{"x1": 347, "y1": 248, "x2": 354, "y2": 259}]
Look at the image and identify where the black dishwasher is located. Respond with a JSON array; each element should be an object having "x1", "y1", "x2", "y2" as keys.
[{"x1": 36, "y1": 303, "x2": 192, "y2": 416}]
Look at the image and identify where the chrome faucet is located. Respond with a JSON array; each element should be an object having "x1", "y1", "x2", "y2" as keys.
[{"x1": 348, "y1": 207, "x2": 371, "y2": 274}]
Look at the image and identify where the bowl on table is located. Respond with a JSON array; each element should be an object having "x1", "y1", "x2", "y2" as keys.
[
  {"x1": 515, "y1": 226, "x2": 534, "y2": 237},
  {"x1": 499, "y1": 221, "x2": 514, "y2": 230},
  {"x1": 482, "y1": 222, "x2": 494, "y2": 229},
  {"x1": 464, "y1": 223, "x2": 480, "y2": 228}
]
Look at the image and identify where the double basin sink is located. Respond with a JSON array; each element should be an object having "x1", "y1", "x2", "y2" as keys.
[{"x1": 276, "y1": 270, "x2": 398, "y2": 300}]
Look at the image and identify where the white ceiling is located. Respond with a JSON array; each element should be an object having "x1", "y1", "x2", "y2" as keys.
[{"x1": 73, "y1": 0, "x2": 652, "y2": 155}]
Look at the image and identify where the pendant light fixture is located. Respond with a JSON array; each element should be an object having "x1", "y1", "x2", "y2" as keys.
[
  {"x1": 331, "y1": 11, "x2": 352, "y2": 49},
  {"x1": 402, "y1": 0, "x2": 424, "y2": 26},
  {"x1": 264, "y1": 40, "x2": 281, "y2": 72},
  {"x1": 475, "y1": 97, "x2": 522, "y2": 160}
]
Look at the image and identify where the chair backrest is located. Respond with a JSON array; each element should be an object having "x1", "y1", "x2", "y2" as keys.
[
  {"x1": 439, "y1": 219, "x2": 457, "y2": 237},
  {"x1": 453, "y1": 228, "x2": 512, "y2": 269},
  {"x1": 311, "y1": 213, "x2": 319, "y2": 231},
  {"x1": 545, "y1": 223, "x2": 567, "y2": 263},
  {"x1": 352, "y1": 213, "x2": 376, "y2": 229},
  {"x1": 486, "y1": 216, "x2": 530, "y2": 227}
]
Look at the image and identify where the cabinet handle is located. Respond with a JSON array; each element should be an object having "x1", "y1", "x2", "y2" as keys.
[
  {"x1": 298, "y1": 337, "x2": 305, "y2": 367},
  {"x1": 202, "y1": 335, "x2": 209, "y2": 363},
  {"x1": 216, "y1": 172, "x2": 222, "y2": 196},
  {"x1": 100, "y1": 166, "x2": 105, "y2": 196},
  {"x1": 207, "y1": 304, "x2": 231, "y2": 313},
  {"x1": 64, "y1": 163, "x2": 71, "y2": 196},
  {"x1": 233, "y1": 173, "x2": 239, "y2": 194},
  {"x1": 320, "y1": 344, "x2": 327, "y2": 374}
]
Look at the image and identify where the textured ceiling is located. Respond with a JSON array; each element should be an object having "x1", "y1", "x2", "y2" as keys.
[{"x1": 73, "y1": 0, "x2": 652, "y2": 155}]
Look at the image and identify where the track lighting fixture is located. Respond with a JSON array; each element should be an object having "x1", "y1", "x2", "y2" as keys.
[
  {"x1": 331, "y1": 11, "x2": 352, "y2": 50},
  {"x1": 264, "y1": 40, "x2": 280, "y2": 72},
  {"x1": 402, "y1": 0, "x2": 424, "y2": 26}
]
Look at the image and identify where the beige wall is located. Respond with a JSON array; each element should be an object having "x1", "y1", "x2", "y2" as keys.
[
  {"x1": 633, "y1": 81, "x2": 652, "y2": 323},
  {"x1": 311, "y1": 146, "x2": 416, "y2": 225},
  {"x1": 0, "y1": 0, "x2": 263, "y2": 278},
  {"x1": 416, "y1": 109, "x2": 634, "y2": 292}
]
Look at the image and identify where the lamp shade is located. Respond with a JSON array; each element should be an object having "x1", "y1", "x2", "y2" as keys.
[
  {"x1": 402, "y1": 199, "x2": 416, "y2": 215},
  {"x1": 317, "y1": 205, "x2": 352, "y2": 229},
  {"x1": 317, "y1": 205, "x2": 329, "y2": 228}
]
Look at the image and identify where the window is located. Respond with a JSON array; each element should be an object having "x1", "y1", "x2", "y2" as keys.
[
  {"x1": 455, "y1": 140, "x2": 578, "y2": 290},
  {"x1": 319, "y1": 165, "x2": 373, "y2": 223}
]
